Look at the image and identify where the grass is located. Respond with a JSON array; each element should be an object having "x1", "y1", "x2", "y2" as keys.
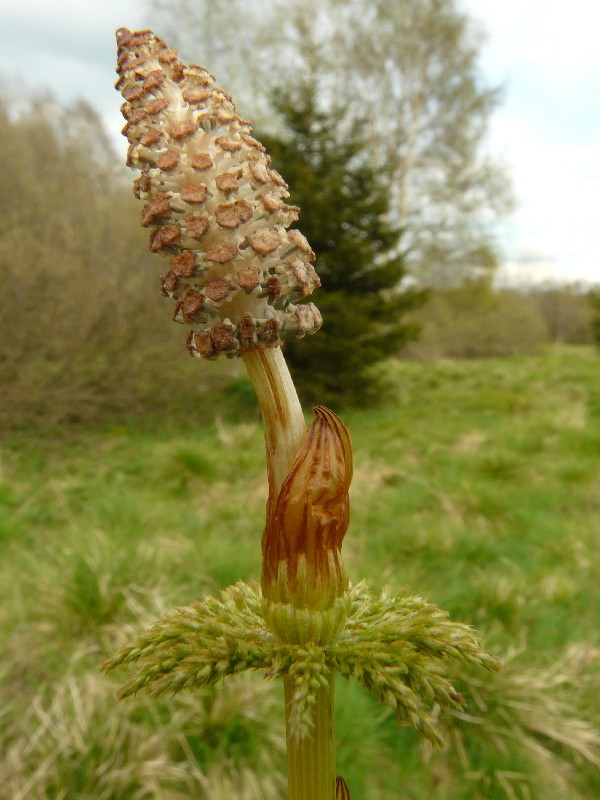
[{"x1": 1, "y1": 345, "x2": 599, "y2": 798}]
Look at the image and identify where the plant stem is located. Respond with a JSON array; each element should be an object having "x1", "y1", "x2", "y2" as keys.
[
  {"x1": 284, "y1": 672, "x2": 335, "y2": 800},
  {"x1": 242, "y1": 346, "x2": 307, "y2": 492},
  {"x1": 243, "y1": 346, "x2": 336, "y2": 799}
]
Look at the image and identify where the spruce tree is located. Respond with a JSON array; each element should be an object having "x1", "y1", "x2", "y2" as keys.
[{"x1": 259, "y1": 82, "x2": 424, "y2": 407}]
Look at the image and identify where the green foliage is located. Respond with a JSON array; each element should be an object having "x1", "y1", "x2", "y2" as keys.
[
  {"x1": 259, "y1": 82, "x2": 423, "y2": 406},
  {"x1": 404, "y1": 283, "x2": 596, "y2": 360},
  {"x1": 0, "y1": 91, "x2": 232, "y2": 428},
  {"x1": 102, "y1": 581, "x2": 497, "y2": 745},
  {"x1": 1, "y1": 673, "x2": 286, "y2": 800},
  {"x1": 589, "y1": 290, "x2": 600, "y2": 348},
  {"x1": 2, "y1": 347, "x2": 600, "y2": 798},
  {"x1": 404, "y1": 282, "x2": 550, "y2": 359},
  {"x1": 440, "y1": 645, "x2": 600, "y2": 799},
  {"x1": 530, "y1": 285, "x2": 594, "y2": 344}
]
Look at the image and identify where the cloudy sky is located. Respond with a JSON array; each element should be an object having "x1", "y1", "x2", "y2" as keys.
[{"x1": 1, "y1": 0, "x2": 598, "y2": 284}]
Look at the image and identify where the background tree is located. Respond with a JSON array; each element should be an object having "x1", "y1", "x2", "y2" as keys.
[
  {"x1": 590, "y1": 291, "x2": 600, "y2": 349},
  {"x1": 258, "y1": 81, "x2": 424, "y2": 407},
  {"x1": 150, "y1": 0, "x2": 512, "y2": 287},
  {"x1": 0, "y1": 92, "x2": 230, "y2": 427},
  {"x1": 530, "y1": 284, "x2": 594, "y2": 345},
  {"x1": 402, "y1": 281, "x2": 550, "y2": 360},
  {"x1": 322, "y1": 0, "x2": 513, "y2": 286},
  {"x1": 149, "y1": 0, "x2": 274, "y2": 121}
]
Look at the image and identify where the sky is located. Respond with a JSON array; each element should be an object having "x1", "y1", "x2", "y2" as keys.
[{"x1": 1, "y1": 0, "x2": 598, "y2": 285}]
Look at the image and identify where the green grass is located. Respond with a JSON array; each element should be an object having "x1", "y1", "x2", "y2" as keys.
[{"x1": 1, "y1": 346, "x2": 599, "y2": 798}]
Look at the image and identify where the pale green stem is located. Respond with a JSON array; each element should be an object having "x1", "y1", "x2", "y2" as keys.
[
  {"x1": 243, "y1": 346, "x2": 336, "y2": 800},
  {"x1": 242, "y1": 346, "x2": 307, "y2": 492},
  {"x1": 284, "y1": 673, "x2": 335, "y2": 800}
]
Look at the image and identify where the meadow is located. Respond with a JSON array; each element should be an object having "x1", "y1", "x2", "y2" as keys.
[{"x1": 1, "y1": 346, "x2": 599, "y2": 800}]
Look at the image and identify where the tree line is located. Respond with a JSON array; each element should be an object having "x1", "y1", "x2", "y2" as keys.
[
  {"x1": 0, "y1": 90, "x2": 596, "y2": 429},
  {"x1": 2, "y1": 0, "x2": 599, "y2": 423},
  {"x1": 150, "y1": 0, "x2": 513, "y2": 286},
  {"x1": 0, "y1": 93, "x2": 233, "y2": 428}
]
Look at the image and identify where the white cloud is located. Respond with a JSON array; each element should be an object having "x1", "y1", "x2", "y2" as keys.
[
  {"x1": 468, "y1": 0, "x2": 600, "y2": 79},
  {"x1": 0, "y1": 0, "x2": 148, "y2": 156},
  {"x1": 490, "y1": 110, "x2": 600, "y2": 280},
  {"x1": 463, "y1": 0, "x2": 600, "y2": 283}
]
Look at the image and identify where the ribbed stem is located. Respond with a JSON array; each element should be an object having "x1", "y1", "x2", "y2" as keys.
[
  {"x1": 284, "y1": 673, "x2": 335, "y2": 800},
  {"x1": 244, "y1": 346, "x2": 336, "y2": 799},
  {"x1": 242, "y1": 347, "x2": 307, "y2": 492}
]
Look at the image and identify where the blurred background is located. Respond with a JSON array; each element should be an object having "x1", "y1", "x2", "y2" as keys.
[
  {"x1": 1, "y1": 0, "x2": 599, "y2": 420},
  {"x1": 1, "y1": 1, "x2": 599, "y2": 799}
]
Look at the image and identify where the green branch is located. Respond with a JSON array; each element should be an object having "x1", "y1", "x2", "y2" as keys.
[{"x1": 102, "y1": 581, "x2": 499, "y2": 747}]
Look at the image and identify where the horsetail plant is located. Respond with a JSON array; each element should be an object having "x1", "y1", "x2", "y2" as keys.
[{"x1": 103, "y1": 28, "x2": 499, "y2": 799}]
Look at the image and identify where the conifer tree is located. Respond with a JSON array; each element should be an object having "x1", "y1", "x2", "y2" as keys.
[
  {"x1": 259, "y1": 82, "x2": 424, "y2": 407},
  {"x1": 153, "y1": 0, "x2": 512, "y2": 286}
]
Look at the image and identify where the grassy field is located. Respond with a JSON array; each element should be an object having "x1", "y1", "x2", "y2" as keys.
[{"x1": 1, "y1": 346, "x2": 599, "y2": 799}]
